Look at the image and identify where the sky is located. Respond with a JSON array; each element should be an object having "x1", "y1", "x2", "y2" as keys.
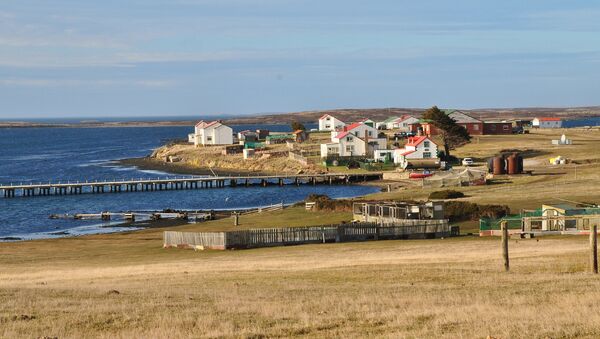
[{"x1": 1, "y1": 0, "x2": 600, "y2": 118}]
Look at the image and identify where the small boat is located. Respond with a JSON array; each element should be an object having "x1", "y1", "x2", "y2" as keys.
[{"x1": 409, "y1": 172, "x2": 433, "y2": 179}]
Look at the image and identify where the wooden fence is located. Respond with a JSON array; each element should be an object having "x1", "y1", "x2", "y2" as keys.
[{"x1": 164, "y1": 221, "x2": 451, "y2": 250}]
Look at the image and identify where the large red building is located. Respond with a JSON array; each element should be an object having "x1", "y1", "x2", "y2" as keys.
[{"x1": 409, "y1": 110, "x2": 483, "y2": 136}]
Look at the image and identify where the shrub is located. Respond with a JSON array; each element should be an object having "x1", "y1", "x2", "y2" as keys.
[
  {"x1": 305, "y1": 194, "x2": 353, "y2": 212},
  {"x1": 443, "y1": 201, "x2": 509, "y2": 222},
  {"x1": 429, "y1": 190, "x2": 465, "y2": 199}
]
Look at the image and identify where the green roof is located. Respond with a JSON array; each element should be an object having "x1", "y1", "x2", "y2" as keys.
[{"x1": 382, "y1": 116, "x2": 400, "y2": 123}]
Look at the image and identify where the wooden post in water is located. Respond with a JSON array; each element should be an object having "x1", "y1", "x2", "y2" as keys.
[
  {"x1": 501, "y1": 220, "x2": 509, "y2": 272},
  {"x1": 590, "y1": 225, "x2": 598, "y2": 274}
]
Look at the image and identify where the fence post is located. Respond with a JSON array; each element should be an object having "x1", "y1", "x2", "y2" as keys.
[
  {"x1": 501, "y1": 220, "x2": 509, "y2": 272},
  {"x1": 233, "y1": 212, "x2": 239, "y2": 226},
  {"x1": 591, "y1": 225, "x2": 598, "y2": 274}
]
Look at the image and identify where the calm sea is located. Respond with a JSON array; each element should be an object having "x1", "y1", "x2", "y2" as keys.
[{"x1": 0, "y1": 123, "x2": 378, "y2": 240}]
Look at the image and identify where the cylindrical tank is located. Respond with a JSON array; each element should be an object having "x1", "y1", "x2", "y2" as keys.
[
  {"x1": 507, "y1": 154, "x2": 518, "y2": 174},
  {"x1": 492, "y1": 156, "x2": 506, "y2": 175},
  {"x1": 516, "y1": 155, "x2": 523, "y2": 173},
  {"x1": 487, "y1": 158, "x2": 494, "y2": 173}
]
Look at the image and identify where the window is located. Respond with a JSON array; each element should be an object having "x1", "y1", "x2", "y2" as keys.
[
  {"x1": 326, "y1": 117, "x2": 331, "y2": 121},
  {"x1": 346, "y1": 136, "x2": 353, "y2": 141},
  {"x1": 503, "y1": 125, "x2": 509, "y2": 130},
  {"x1": 424, "y1": 141, "x2": 430, "y2": 147},
  {"x1": 368, "y1": 131, "x2": 373, "y2": 136},
  {"x1": 325, "y1": 125, "x2": 331, "y2": 129},
  {"x1": 423, "y1": 152, "x2": 431, "y2": 158},
  {"x1": 346, "y1": 146, "x2": 354, "y2": 152},
  {"x1": 207, "y1": 136, "x2": 212, "y2": 142},
  {"x1": 473, "y1": 124, "x2": 479, "y2": 130}
]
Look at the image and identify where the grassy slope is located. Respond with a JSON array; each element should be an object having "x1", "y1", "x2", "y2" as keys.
[{"x1": 367, "y1": 128, "x2": 600, "y2": 211}]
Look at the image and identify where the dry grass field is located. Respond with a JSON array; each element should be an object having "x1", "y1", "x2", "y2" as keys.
[
  {"x1": 2, "y1": 128, "x2": 600, "y2": 338},
  {"x1": 2, "y1": 227, "x2": 600, "y2": 338}
]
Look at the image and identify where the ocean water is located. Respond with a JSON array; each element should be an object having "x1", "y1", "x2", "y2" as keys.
[{"x1": 0, "y1": 123, "x2": 377, "y2": 239}]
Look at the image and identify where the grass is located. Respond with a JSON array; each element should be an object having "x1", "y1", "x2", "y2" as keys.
[
  {"x1": 2, "y1": 225, "x2": 600, "y2": 338},
  {"x1": 3, "y1": 128, "x2": 600, "y2": 337}
]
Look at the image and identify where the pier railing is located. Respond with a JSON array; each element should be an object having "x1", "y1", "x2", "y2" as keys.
[{"x1": 0, "y1": 172, "x2": 383, "y2": 198}]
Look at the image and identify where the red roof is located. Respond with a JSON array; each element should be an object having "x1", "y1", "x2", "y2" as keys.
[
  {"x1": 341, "y1": 122, "x2": 362, "y2": 132},
  {"x1": 320, "y1": 114, "x2": 337, "y2": 120},
  {"x1": 405, "y1": 136, "x2": 433, "y2": 147},
  {"x1": 195, "y1": 120, "x2": 206, "y2": 127},
  {"x1": 539, "y1": 117, "x2": 562, "y2": 121}
]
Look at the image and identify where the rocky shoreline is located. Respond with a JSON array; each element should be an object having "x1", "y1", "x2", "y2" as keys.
[{"x1": 117, "y1": 157, "x2": 271, "y2": 176}]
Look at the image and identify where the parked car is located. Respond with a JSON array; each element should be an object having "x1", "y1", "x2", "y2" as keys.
[{"x1": 462, "y1": 158, "x2": 474, "y2": 166}]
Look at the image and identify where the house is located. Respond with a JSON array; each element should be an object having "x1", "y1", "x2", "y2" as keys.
[
  {"x1": 360, "y1": 118, "x2": 375, "y2": 128},
  {"x1": 318, "y1": 114, "x2": 346, "y2": 131},
  {"x1": 194, "y1": 120, "x2": 234, "y2": 146},
  {"x1": 483, "y1": 121, "x2": 512, "y2": 135},
  {"x1": 265, "y1": 133, "x2": 295, "y2": 145},
  {"x1": 188, "y1": 133, "x2": 196, "y2": 144},
  {"x1": 392, "y1": 115, "x2": 420, "y2": 132},
  {"x1": 393, "y1": 136, "x2": 439, "y2": 166},
  {"x1": 378, "y1": 115, "x2": 420, "y2": 131},
  {"x1": 320, "y1": 122, "x2": 387, "y2": 158},
  {"x1": 533, "y1": 117, "x2": 563, "y2": 128},
  {"x1": 376, "y1": 116, "x2": 398, "y2": 130},
  {"x1": 410, "y1": 110, "x2": 483, "y2": 136}
]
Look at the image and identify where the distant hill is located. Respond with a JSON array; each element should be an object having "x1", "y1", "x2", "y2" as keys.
[
  {"x1": 224, "y1": 106, "x2": 600, "y2": 125},
  {"x1": 2, "y1": 106, "x2": 600, "y2": 128}
]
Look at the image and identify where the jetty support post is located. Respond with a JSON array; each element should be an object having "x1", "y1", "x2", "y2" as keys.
[
  {"x1": 501, "y1": 220, "x2": 509, "y2": 272},
  {"x1": 591, "y1": 225, "x2": 598, "y2": 274}
]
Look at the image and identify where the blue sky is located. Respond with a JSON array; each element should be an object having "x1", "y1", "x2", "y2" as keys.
[{"x1": 1, "y1": 0, "x2": 599, "y2": 118}]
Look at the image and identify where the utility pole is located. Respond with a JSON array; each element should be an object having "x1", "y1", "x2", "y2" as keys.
[
  {"x1": 501, "y1": 220, "x2": 509, "y2": 272},
  {"x1": 591, "y1": 225, "x2": 598, "y2": 274}
]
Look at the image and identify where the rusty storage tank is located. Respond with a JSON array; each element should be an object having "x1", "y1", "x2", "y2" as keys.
[
  {"x1": 487, "y1": 158, "x2": 494, "y2": 173},
  {"x1": 492, "y1": 156, "x2": 506, "y2": 175},
  {"x1": 517, "y1": 155, "x2": 524, "y2": 173},
  {"x1": 507, "y1": 154, "x2": 518, "y2": 174}
]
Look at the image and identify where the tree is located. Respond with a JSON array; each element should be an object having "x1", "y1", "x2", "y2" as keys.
[
  {"x1": 422, "y1": 106, "x2": 471, "y2": 158},
  {"x1": 290, "y1": 120, "x2": 306, "y2": 131}
]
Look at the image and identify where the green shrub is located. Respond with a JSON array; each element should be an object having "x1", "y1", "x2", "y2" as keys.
[{"x1": 429, "y1": 190, "x2": 465, "y2": 199}]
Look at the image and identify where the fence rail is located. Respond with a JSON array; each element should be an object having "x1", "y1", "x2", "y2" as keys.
[{"x1": 164, "y1": 221, "x2": 450, "y2": 250}]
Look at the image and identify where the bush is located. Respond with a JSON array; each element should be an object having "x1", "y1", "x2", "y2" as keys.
[
  {"x1": 443, "y1": 201, "x2": 510, "y2": 222},
  {"x1": 429, "y1": 190, "x2": 465, "y2": 199},
  {"x1": 305, "y1": 194, "x2": 353, "y2": 212}
]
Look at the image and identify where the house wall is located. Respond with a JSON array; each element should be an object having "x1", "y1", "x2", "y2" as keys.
[
  {"x1": 319, "y1": 116, "x2": 346, "y2": 131},
  {"x1": 483, "y1": 122, "x2": 512, "y2": 135},
  {"x1": 540, "y1": 120, "x2": 562, "y2": 128},
  {"x1": 213, "y1": 126, "x2": 234, "y2": 145},
  {"x1": 390, "y1": 117, "x2": 419, "y2": 131}
]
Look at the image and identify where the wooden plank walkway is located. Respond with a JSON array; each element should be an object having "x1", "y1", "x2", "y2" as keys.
[{"x1": 0, "y1": 172, "x2": 383, "y2": 198}]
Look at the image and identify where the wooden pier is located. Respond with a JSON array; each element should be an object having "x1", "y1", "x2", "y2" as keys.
[{"x1": 0, "y1": 173, "x2": 383, "y2": 198}]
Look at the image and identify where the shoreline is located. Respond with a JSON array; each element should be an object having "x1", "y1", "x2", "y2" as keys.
[{"x1": 117, "y1": 157, "x2": 274, "y2": 176}]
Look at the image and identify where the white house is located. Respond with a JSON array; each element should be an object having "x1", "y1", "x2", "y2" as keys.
[
  {"x1": 393, "y1": 136, "x2": 438, "y2": 166},
  {"x1": 318, "y1": 114, "x2": 346, "y2": 131},
  {"x1": 188, "y1": 133, "x2": 196, "y2": 144},
  {"x1": 533, "y1": 117, "x2": 563, "y2": 128},
  {"x1": 320, "y1": 122, "x2": 387, "y2": 158},
  {"x1": 194, "y1": 120, "x2": 234, "y2": 146},
  {"x1": 390, "y1": 115, "x2": 420, "y2": 131}
]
